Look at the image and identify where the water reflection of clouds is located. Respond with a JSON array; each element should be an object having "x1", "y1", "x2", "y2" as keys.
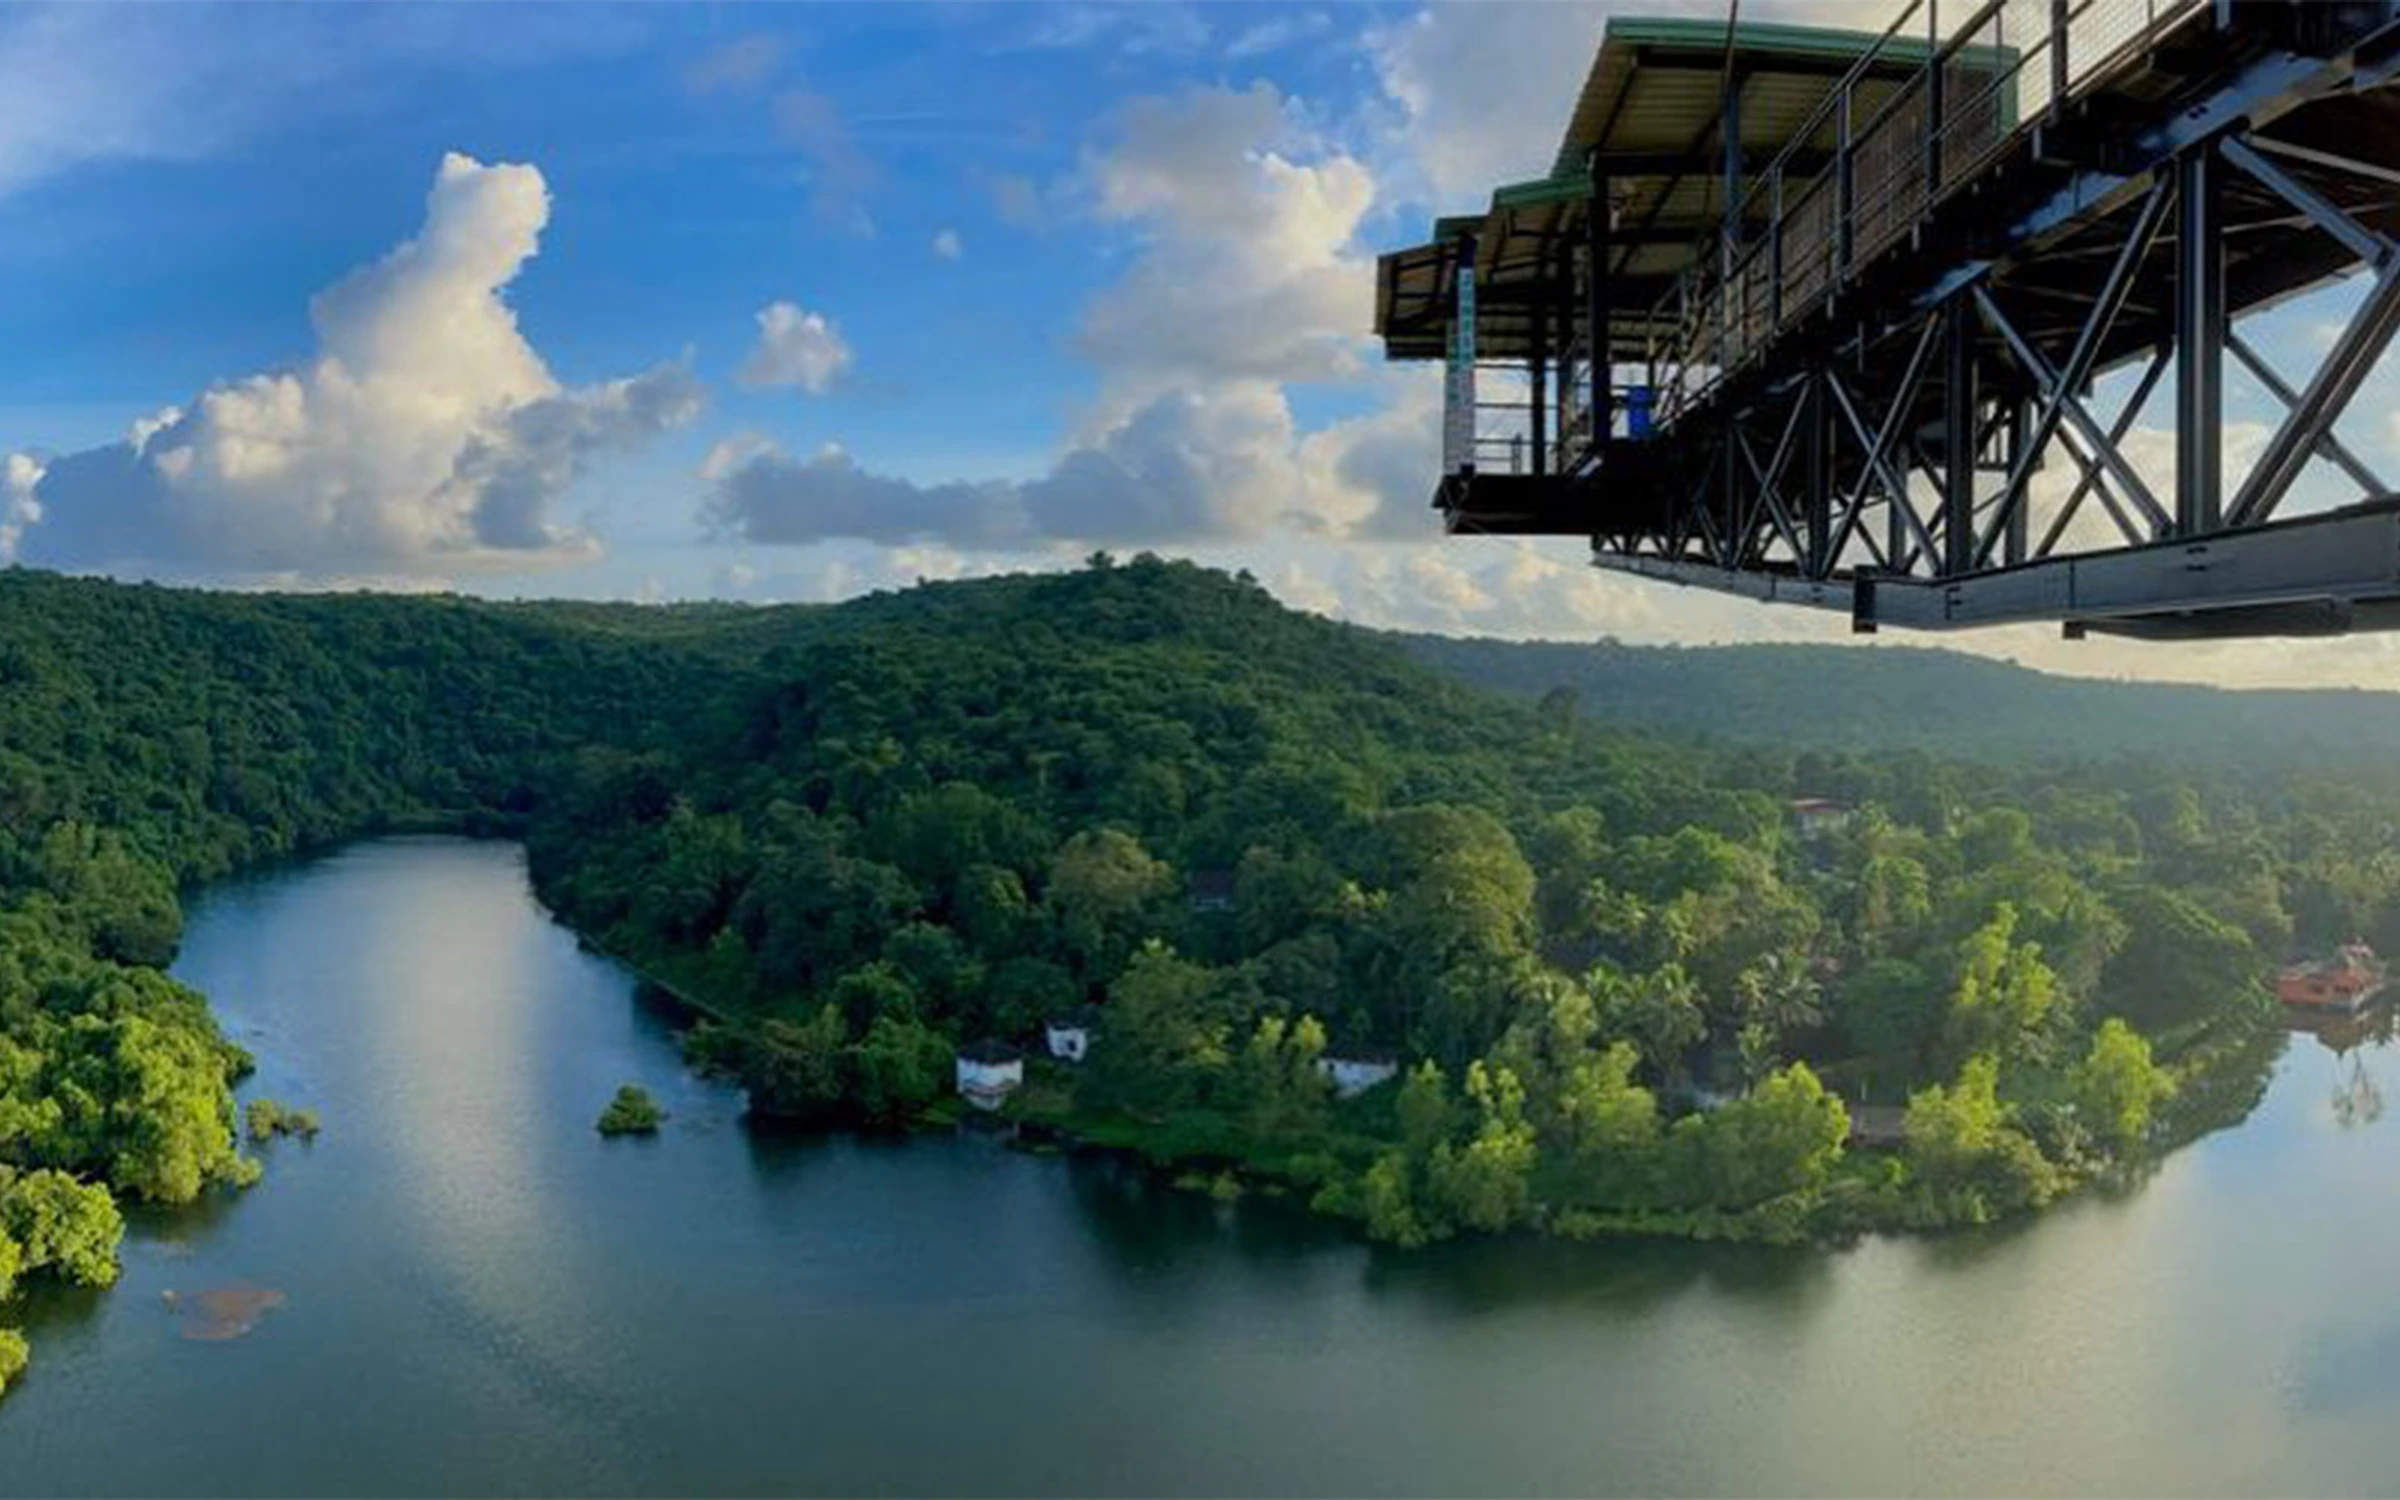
[
  {"x1": 357, "y1": 844, "x2": 558, "y2": 1256},
  {"x1": 2287, "y1": 1322, "x2": 2400, "y2": 1417},
  {"x1": 347, "y1": 841, "x2": 652, "y2": 1474}
]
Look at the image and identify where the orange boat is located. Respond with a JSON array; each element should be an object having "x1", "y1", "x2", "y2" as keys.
[{"x1": 2277, "y1": 943, "x2": 2388, "y2": 1015}]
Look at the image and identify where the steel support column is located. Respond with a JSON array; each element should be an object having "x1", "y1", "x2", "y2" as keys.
[
  {"x1": 2005, "y1": 395, "x2": 2031, "y2": 566},
  {"x1": 1944, "y1": 298, "x2": 1978, "y2": 575},
  {"x1": 2176, "y1": 148, "x2": 2225, "y2": 534},
  {"x1": 1721, "y1": 430, "x2": 1739, "y2": 567},
  {"x1": 1587, "y1": 156, "x2": 1612, "y2": 442},
  {"x1": 1530, "y1": 298, "x2": 1549, "y2": 477},
  {"x1": 2048, "y1": 0, "x2": 2069, "y2": 121},
  {"x1": 1805, "y1": 372, "x2": 1831, "y2": 577}
]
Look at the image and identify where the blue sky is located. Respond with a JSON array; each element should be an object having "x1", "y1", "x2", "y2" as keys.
[{"x1": 3, "y1": 0, "x2": 2397, "y2": 690}]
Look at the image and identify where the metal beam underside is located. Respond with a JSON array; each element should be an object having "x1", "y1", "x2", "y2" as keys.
[{"x1": 1593, "y1": 502, "x2": 2400, "y2": 636}]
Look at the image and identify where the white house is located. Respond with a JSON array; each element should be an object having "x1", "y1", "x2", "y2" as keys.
[
  {"x1": 1044, "y1": 1008, "x2": 1099, "y2": 1063},
  {"x1": 955, "y1": 1041, "x2": 1024, "y2": 1110},
  {"x1": 1318, "y1": 1054, "x2": 1400, "y2": 1100}
]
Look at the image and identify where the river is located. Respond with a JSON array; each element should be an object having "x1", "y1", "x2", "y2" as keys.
[{"x1": 1, "y1": 836, "x2": 2395, "y2": 1495}]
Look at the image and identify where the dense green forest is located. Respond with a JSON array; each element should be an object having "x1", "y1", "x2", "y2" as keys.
[
  {"x1": 1394, "y1": 632, "x2": 2400, "y2": 764},
  {"x1": 527, "y1": 557, "x2": 2393, "y2": 1249},
  {"x1": 7, "y1": 557, "x2": 2400, "y2": 1387}
]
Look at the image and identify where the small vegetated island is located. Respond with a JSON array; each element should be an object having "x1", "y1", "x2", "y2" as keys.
[
  {"x1": 596, "y1": 1085, "x2": 666, "y2": 1136},
  {"x1": 0, "y1": 555, "x2": 2369, "y2": 1384},
  {"x1": 243, "y1": 1098, "x2": 320, "y2": 1143}
]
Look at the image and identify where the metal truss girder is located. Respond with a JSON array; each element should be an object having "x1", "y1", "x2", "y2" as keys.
[
  {"x1": 1593, "y1": 502, "x2": 2400, "y2": 634},
  {"x1": 1999, "y1": 46, "x2": 2357, "y2": 260}
]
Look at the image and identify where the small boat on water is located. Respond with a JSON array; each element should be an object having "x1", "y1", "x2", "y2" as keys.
[{"x1": 2277, "y1": 943, "x2": 2388, "y2": 1016}]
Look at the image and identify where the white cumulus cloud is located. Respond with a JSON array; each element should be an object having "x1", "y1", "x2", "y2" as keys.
[
  {"x1": 1, "y1": 452, "x2": 43, "y2": 562},
  {"x1": 737, "y1": 302, "x2": 853, "y2": 394},
  {"x1": 1077, "y1": 82, "x2": 1375, "y2": 399},
  {"x1": 9, "y1": 151, "x2": 700, "y2": 578},
  {"x1": 703, "y1": 373, "x2": 1439, "y2": 553},
  {"x1": 702, "y1": 80, "x2": 1416, "y2": 551}
]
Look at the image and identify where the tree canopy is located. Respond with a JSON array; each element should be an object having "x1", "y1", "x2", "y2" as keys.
[{"x1": 0, "y1": 554, "x2": 2358, "y2": 1382}]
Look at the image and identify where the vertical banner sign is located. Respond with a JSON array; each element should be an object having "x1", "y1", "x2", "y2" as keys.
[{"x1": 1444, "y1": 248, "x2": 1477, "y2": 473}]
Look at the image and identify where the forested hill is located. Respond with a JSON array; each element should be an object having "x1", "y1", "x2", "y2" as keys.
[
  {"x1": 0, "y1": 552, "x2": 2389, "y2": 1392},
  {"x1": 0, "y1": 571, "x2": 735, "y2": 883},
  {"x1": 1391, "y1": 633, "x2": 2400, "y2": 763}
]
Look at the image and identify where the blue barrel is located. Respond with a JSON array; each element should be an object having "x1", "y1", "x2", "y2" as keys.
[{"x1": 1624, "y1": 385, "x2": 1656, "y2": 440}]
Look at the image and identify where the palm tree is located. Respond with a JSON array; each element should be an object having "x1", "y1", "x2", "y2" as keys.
[{"x1": 1734, "y1": 951, "x2": 1824, "y2": 1048}]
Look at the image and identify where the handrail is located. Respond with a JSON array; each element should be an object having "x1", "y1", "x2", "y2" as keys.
[
  {"x1": 1729, "y1": 0, "x2": 1934, "y2": 228},
  {"x1": 1633, "y1": 0, "x2": 2204, "y2": 435}
]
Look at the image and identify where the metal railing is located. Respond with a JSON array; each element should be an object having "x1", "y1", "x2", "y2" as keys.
[
  {"x1": 1458, "y1": 359, "x2": 1651, "y2": 478},
  {"x1": 1639, "y1": 0, "x2": 2205, "y2": 433}
]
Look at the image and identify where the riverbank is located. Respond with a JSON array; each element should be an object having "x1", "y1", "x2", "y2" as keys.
[
  {"x1": 584, "y1": 910, "x2": 2286, "y2": 1249},
  {"x1": 1002, "y1": 1015, "x2": 2283, "y2": 1247},
  {"x1": 19, "y1": 835, "x2": 2393, "y2": 1496}
]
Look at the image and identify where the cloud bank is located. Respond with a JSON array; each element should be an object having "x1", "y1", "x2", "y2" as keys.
[
  {"x1": 702, "y1": 81, "x2": 1434, "y2": 554},
  {"x1": 6, "y1": 152, "x2": 699, "y2": 577}
]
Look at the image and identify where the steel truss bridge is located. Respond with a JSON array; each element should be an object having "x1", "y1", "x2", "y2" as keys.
[{"x1": 1377, "y1": 0, "x2": 2400, "y2": 637}]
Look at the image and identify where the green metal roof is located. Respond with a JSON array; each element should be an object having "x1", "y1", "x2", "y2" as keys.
[
  {"x1": 1552, "y1": 13, "x2": 1942, "y2": 178},
  {"x1": 1596, "y1": 15, "x2": 1943, "y2": 67},
  {"x1": 1490, "y1": 170, "x2": 1593, "y2": 213}
]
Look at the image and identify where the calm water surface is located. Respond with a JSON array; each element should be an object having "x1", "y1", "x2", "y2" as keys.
[{"x1": 2, "y1": 837, "x2": 2396, "y2": 1496}]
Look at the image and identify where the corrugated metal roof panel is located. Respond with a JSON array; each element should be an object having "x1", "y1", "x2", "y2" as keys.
[{"x1": 1553, "y1": 13, "x2": 1937, "y2": 176}]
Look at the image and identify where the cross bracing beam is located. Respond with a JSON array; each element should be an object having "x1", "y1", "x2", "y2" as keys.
[
  {"x1": 2220, "y1": 136, "x2": 2399, "y2": 273},
  {"x1": 2225, "y1": 329, "x2": 2389, "y2": 497},
  {"x1": 2224, "y1": 264, "x2": 2400, "y2": 527},
  {"x1": 2036, "y1": 348, "x2": 2168, "y2": 559}
]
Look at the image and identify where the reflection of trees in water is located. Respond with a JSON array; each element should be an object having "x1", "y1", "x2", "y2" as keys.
[
  {"x1": 2166, "y1": 1026, "x2": 2284, "y2": 1150},
  {"x1": 734, "y1": 1113, "x2": 847, "y2": 1188},
  {"x1": 1064, "y1": 1150, "x2": 1340, "y2": 1276},
  {"x1": 1360, "y1": 1231, "x2": 1835, "y2": 1320},
  {"x1": 2299, "y1": 1009, "x2": 2390, "y2": 1129},
  {"x1": 7, "y1": 1274, "x2": 112, "y2": 1341},
  {"x1": 1056, "y1": 1144, "x2": 1837, "y2": 1320},
  {"x1": 2332, "y1": 1057, "x2": 2384, "y2": 1129}
]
